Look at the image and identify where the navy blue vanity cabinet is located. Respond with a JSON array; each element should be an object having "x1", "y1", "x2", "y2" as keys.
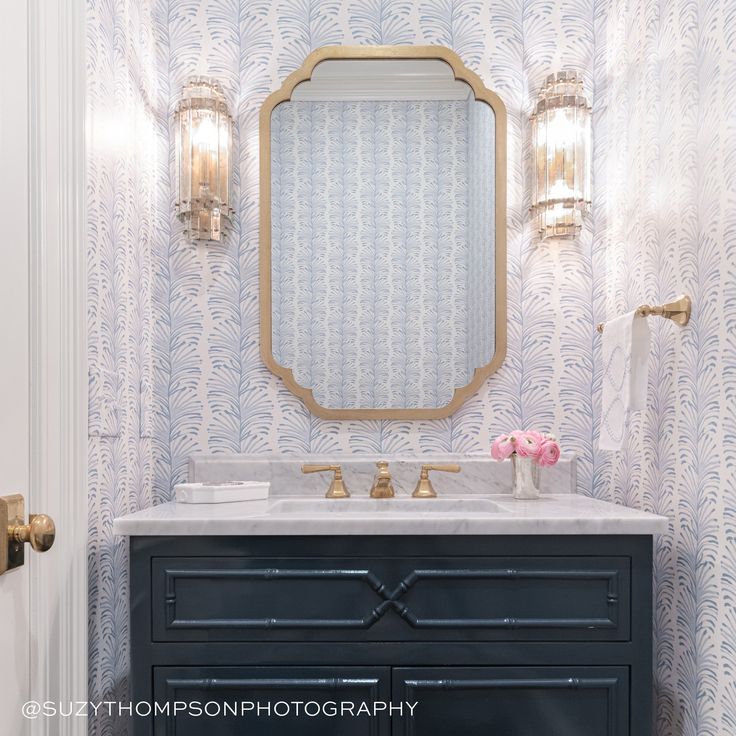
[{"x1": 129, "y1": 535, "x2": 653, "y2": 736}]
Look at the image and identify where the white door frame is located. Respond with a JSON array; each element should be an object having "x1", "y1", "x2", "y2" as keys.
[{"x1": 28, "y1": 1, "x2": 88, "y2": 734}]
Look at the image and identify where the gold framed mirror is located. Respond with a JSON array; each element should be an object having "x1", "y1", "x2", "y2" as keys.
[{"x1": 259, "y1": 46, "x2": 507, "y2": 419}]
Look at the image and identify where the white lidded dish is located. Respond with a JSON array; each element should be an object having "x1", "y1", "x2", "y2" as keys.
[{"x1": 175, "y1": 481, "x2": 270, "y2": 504}]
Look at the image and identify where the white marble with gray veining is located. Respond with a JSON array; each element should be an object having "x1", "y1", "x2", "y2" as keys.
[
  {"x1": 114, "y1": 453, "x2": 666, "y2": 535},
  {"x1": 187, "y1": 452, "x2": 578, "y2": 497},
  {"x1": 113, "y1": 492, "x2": 668, "y2": 536}
]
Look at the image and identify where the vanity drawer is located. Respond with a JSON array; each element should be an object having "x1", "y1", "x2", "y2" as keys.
[{"x1": 152, "y1": 555, "x2": 630, "y2": 643}]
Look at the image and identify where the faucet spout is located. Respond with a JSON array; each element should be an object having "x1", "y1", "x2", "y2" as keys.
[{"x1": 369, "y1": 460, "x2": 395, "y2": 498}]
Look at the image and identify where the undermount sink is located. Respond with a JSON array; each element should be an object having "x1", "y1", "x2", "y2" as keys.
[{"x1": 269, "y1": 497, "x2": 508, "y2": 515}]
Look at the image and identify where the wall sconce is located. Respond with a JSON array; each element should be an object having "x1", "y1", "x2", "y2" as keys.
[
  {"x1": 175, "y1": 79, "x2": 233, "y2": 242},
  {"x1": 530, "y1": 71, "x2": 591, "y2": 240}
]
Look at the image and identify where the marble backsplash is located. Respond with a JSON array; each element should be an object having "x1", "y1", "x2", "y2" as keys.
[{"x1": 189, "y1": 452, "x2": 577, "y2": 498}]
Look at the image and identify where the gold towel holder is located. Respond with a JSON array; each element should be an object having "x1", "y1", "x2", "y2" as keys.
[{"x1": 596, "y1": 294, "x2": 692, "y2": 333}]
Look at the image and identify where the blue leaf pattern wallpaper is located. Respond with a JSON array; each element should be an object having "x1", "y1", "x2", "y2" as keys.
[
  {"x1": 594, "y1": 0, "x2": 736, "y2": 734},
  {"x1": 85, "y1": 1, "x2": 735, "y2": 735},
  {"x1": 271, "y1": 97, "x2": 495, "y2": 409},
  {"x1": 86, "y1": 1, "x2": 168, "y2": 734}
]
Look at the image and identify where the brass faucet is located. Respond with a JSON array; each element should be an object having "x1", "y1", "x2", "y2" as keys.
[
  {"x1": 301, "y1": 464, "x2": 350, "y2": 498},
  {"x1": 412, "y1": 464, "x2": 461, "y2": 498},
  {"x1": 369, "y1": 460, "x2": 395, "y2": 498}
]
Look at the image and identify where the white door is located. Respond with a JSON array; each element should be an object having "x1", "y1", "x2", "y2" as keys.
[
  {"x1": 0, "y1": 1, "x2": 87, "y2": 734},
  {"x1": 0, "y1": 1, "x2": 55, "y2": 733},
  {"x1": 0, "y1": 0, "x2": 31, "y2": 732}
]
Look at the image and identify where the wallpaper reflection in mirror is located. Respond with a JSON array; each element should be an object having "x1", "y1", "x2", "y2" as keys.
[{"x1": 270, "y1": 92, "x2": 495, "y2": 410}]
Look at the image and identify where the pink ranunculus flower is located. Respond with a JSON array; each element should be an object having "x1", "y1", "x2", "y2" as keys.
[
  {"x1": 505, "y1": 430, "x2": 524, "y2": 450},
  {"x1": 514, "y1": 431, "x2": 542, "y2": 458},
  {"x1": 491, "y1": 434, "x2": 515, "y2": 461},
  {"x1": 526, "y1": 429, "x2": 545, "y2": 446},
  {"x1": 537, "y1": 438, "x2": 561, "y2": 466}
]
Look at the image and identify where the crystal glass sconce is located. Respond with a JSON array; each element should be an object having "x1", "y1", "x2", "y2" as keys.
[
  {"x1": 175, "y1": 79, "x2": 233, "y2": 242},
  {"x1": 530, "y1": 71, "x2": 591, "y2": 240}
]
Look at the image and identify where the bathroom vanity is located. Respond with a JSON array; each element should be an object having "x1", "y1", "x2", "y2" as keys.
[{"x1": 116, "y1": 474, "x2": 666, "y2": 736}]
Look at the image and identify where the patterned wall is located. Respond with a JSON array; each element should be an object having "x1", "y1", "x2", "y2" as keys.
[
  {"x1": 593, "y1": 0, "x2": 736, "y2": 734},
  {"x1": 151, "y1": 0, "x2": 598, "y2": 507},
  {"x1": 86, "y1": 0, "x2": 169, "y2": 734},
  {"x1": 271, "y1": 97, "x2": 495, "y2": 409},
  {"x1": 85, "y1": 2, "x2": 598, "y2": 735},
  {"x1": 86, "y1": 2, "x2": 736, "y2": 736}
]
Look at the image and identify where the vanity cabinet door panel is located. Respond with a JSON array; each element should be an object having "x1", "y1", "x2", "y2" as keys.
[
  {"x1": 152, "y1": 557, "x2": 395, "y2": 642},
  {"x1": 152, "y1": 666, "x2": 390, "y2": 736},
  {"x1": 392, "y1": 667, "x2": 629, "y2": 736},
  {"x1": 390, "y1": 557, "x2": 629, "y2": 641},
  {"x1": 152, "y1": 556, "x2": 629, "y2": 643}
]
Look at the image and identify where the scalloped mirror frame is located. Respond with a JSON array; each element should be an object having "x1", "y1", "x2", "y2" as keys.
[{"x1": 259, "y1": 45, "x2": 507, "y2": 419}]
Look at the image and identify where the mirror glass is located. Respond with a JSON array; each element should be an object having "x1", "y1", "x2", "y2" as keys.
[{"x1": 263, "y1": 53, "x2": 505, "y2": 417}]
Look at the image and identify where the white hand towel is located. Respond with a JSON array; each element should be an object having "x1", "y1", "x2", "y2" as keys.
[{"x1": 599, "y1": 311, "x2": 651, "y2": 451}]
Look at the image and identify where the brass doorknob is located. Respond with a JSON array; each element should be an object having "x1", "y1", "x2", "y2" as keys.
[
  {"x1": 1, "y1": 495, "x2": 55, "y2": 574},
  {"x1": 11, "y1": 514, "x2": 56, "y2": 552}
]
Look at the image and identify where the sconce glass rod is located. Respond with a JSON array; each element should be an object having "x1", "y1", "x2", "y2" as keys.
[
  {"x1": 530, "y1": 71, "x2": 591, "y2": 240},
  {"x1": 175, "y1": 79, "x2": 233, "y2": 242}
]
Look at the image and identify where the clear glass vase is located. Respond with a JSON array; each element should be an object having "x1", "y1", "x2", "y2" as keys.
[{"x1": 511, "y1": 455, "x2": 540, "y2": 499}]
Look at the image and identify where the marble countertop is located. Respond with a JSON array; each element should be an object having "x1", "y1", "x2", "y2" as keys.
[
  {"x1": 187, "y1": 452, "x2": 578, "y2": 497},
  {"x1": 113, "y1": 493, "x2": 668, "y2": 536}
]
